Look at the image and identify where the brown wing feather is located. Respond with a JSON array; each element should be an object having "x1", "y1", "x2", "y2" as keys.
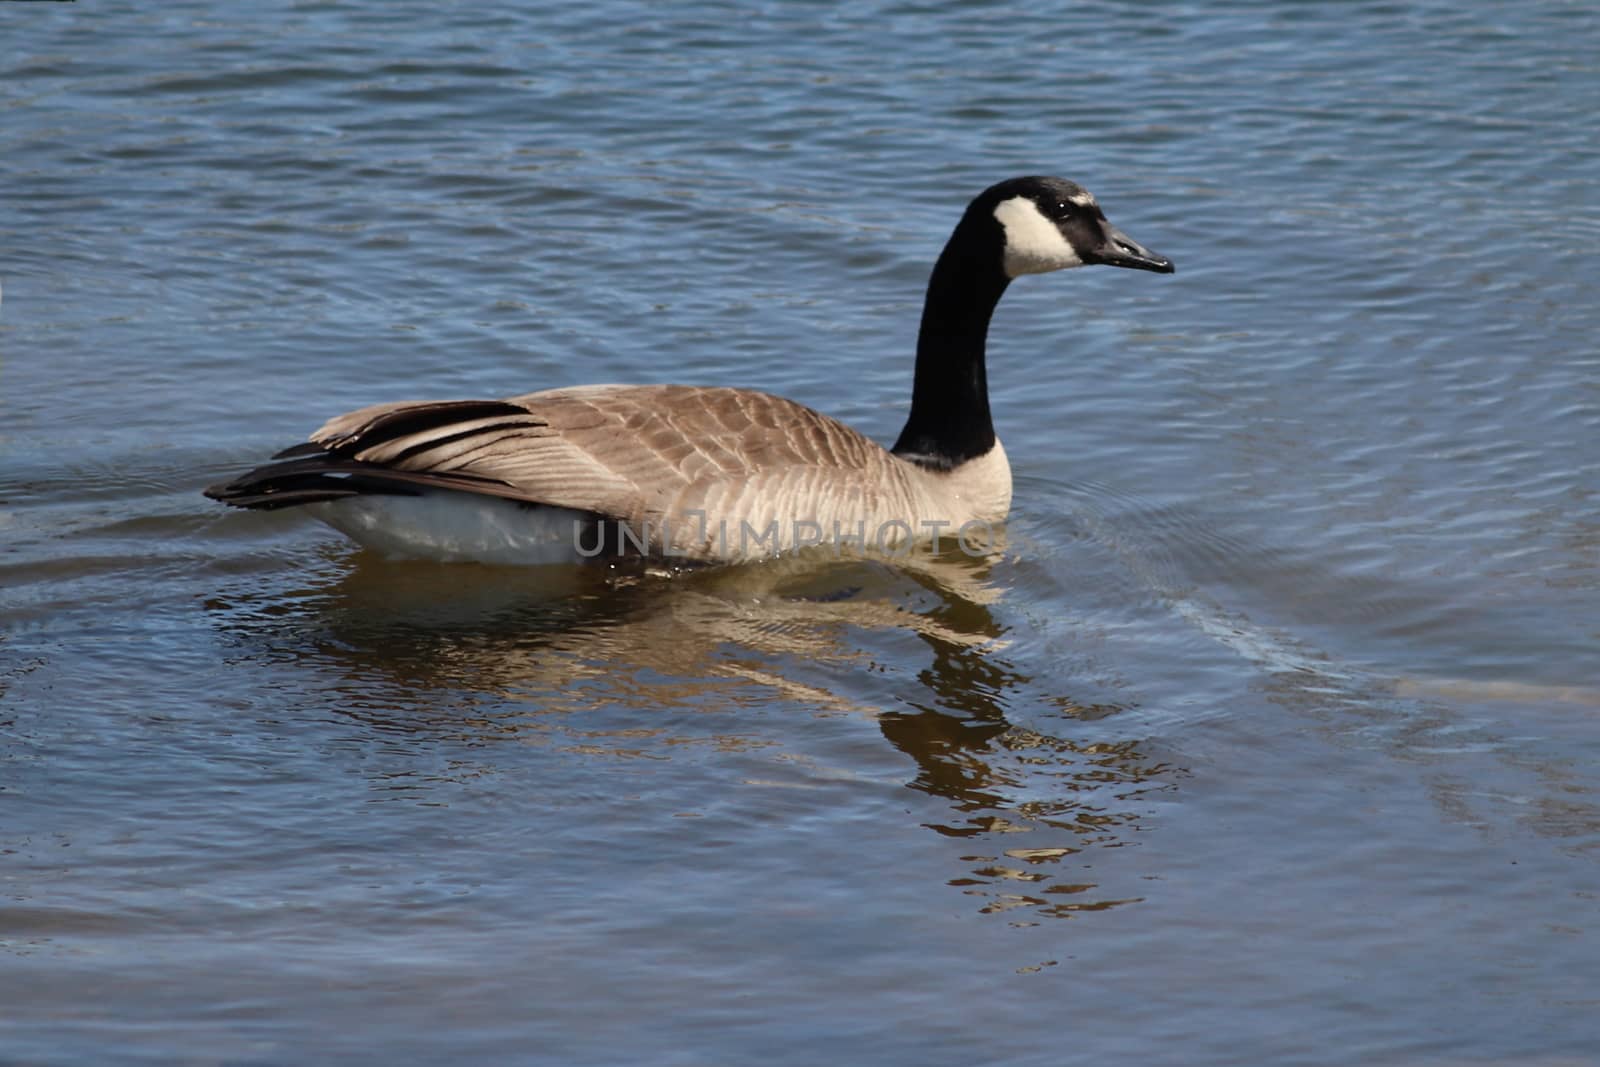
[
  {"x1": 306, "y1": 384, "x2": 921, "y2": 531},
  {"x1": 209, "y1": 383, "x2": 1011, "y2": 558}
]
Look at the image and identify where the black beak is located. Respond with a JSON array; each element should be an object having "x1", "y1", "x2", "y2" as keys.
[{"x1": 1091, "y1": 219, "x2": 1175, "y2": 274}]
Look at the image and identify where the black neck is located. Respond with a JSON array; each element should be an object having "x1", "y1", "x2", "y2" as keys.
[{"x1": 891, "y1": 217, "x2": 1010, "y2": 468}]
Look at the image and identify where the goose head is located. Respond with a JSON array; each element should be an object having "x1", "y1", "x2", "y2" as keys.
[
  {"x1": 896, "y1": 176, "x2": 1173, "y2": 467},
  {"x1": 973, "y1": 175, "x2": 1174, "y2": 279}
]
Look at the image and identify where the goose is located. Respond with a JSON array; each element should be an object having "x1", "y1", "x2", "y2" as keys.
[{"x1": 205, "y1": 176, "x2": 1173, "y2": 564}]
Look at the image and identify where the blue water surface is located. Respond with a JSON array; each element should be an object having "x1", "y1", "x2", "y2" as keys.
[{"x1": 2, "y1": 2, "x2": 1597, "y2": 1064}]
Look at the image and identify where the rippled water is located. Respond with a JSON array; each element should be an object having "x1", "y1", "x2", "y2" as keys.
[{"x1": 4, "y1": 1, "x2": 1598, "y2": 1064}]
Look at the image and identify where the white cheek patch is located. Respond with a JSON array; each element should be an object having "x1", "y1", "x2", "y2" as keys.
[{"x1": 993, "y1": 196, "x2": 1083, "y2": 277}]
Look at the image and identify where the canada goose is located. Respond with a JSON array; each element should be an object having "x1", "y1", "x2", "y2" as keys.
[{"x1": 205, "y1": 176, "x2": 1173, "y2": 564}]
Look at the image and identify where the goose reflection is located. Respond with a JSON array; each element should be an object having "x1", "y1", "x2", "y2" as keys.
[{"x1": 208, "y1": 541, "x2": 1169, "y2": 920}]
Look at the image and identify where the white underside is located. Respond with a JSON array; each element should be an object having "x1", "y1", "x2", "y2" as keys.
[{"x1": 306, "y1": 492, "x2": 592, "y2": 564}]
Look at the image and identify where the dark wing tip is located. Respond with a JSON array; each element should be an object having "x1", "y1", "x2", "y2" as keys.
[
  {"x1": 203, "y1": 456, "x2": 379, "y2": 510},
  {"x1": 271, "y1": 441, "x2": 330, "y2": 460}
]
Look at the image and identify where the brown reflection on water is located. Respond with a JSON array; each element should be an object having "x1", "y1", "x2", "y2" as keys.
[{"x1": 208, "y1": 543, "x2": 1172, "y2": 920}]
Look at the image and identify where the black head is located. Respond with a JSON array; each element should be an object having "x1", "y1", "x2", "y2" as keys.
[{"x1": 968, "y1": 175, "x2": 1174, "y2": 278}]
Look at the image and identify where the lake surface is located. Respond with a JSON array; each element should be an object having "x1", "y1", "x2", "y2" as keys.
[{"x1": 3, "y1": 1, "x2": 1598, "y2": 1063}]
